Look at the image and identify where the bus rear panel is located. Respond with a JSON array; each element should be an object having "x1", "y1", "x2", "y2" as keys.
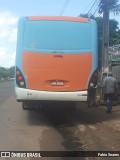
[{"x1": 15, "y1": 16, "x2": 98, "y2": 104}]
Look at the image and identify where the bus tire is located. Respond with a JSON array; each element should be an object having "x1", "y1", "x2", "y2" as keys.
[{"x1": 22, "y1": 102, "x2": 29, "y2": 110}]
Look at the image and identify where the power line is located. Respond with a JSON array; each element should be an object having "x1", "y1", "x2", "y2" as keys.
[
  {"x1": 80, "y1": 0, "x2": 95, "y2": 15},
  {"x1": 80, "y1": 0, "x2": 100, "y2": 18},
  {"x1": 92, "y1": 0, "x2": 101, "y2": 16},
  {"x1": 60, "y1": 0, "x2": 69, "y2": 16},
  {"x1": 92, "y1": 6, "x2": 99, "y2": 16},
  {"x1": 87, "y1": 0, "x2": 99, "y2": 16}
]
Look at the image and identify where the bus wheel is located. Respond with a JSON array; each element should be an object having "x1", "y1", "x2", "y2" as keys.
[{"x1": 22, "y1": 102, "x2": 29, "y2": 110}]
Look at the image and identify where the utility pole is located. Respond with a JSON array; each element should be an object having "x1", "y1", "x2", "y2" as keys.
[
  {"x1": 98, "y1": 0, "x2": 110, "y2": 103},
  {"x1": 102, "y1": 0, "x2": 110, "y2": 74}
]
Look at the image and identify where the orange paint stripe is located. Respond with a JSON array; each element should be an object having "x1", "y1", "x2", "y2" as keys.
[{"x1": 28, "y1": 16, "x2": 89, "y2": 23}]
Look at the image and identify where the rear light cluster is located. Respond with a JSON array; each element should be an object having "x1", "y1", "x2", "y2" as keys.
[
  {"x1": 16, "y1": 67, "x2": 26, "y2": 88},
  {"x1": 88, "y1": 70, "x2": 98, "y2": 89}
]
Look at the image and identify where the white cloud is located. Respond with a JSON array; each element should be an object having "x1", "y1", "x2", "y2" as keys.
[
  {"x1": 9, "y1": 28, "x2": 17, "y2": 42},
  {"x1": 0, "y1": 11, "x2": 18, "y2": 67},
  {"x1": 0, "y1": 47, "x2": 7, "y2": 65},
  {"x1": 0, "y1": 11, "x2": 18, "y2": 26},
  {"x1": 0, "y1": 47, "x2": 7, "y2": 57},
  {"x1": 7, "y1": 51, "x2": 16, "y2": 67},
  {"x1": 0, "y1": 30, "x2": 9, "y2": 38},
  {"x1": 0, "y1": 28, "x2": 17, "y2": 41},
  {"x1": 0, "y1": 49, "x2": 16, "y2": 67},
  {"x1": 0, "y1": 11, "x2": 18, "y2": 42}
]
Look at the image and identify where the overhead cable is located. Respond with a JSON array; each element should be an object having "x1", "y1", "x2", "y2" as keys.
[
  {"x1": 92, "y1": 0, "x2": 101, "y2": 16},
  {"x1": 60, "y1": 0, "x2": 69, "y2": 16},
  {"x1": 80, "y1": 0, "x2": 95, "y2": 15},
  {"x1": 87, "y1": 0, "x2": 99, "y2": 16}
]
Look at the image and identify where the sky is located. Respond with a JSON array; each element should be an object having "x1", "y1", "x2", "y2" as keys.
[{"x1": 0, "y1": 0, "x2": 120, "y2": 68}]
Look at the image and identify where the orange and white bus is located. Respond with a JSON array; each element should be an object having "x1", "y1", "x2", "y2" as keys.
[{"x1": 15, "y1": 16, "x2": 98, "y2": 109}]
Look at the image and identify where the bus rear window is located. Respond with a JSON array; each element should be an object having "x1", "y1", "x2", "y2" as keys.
[{"x1": 23, "y1": 20, "x2": 91, "y2": 52}]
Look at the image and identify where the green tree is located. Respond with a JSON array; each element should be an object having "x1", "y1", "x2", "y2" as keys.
[
  {"x1": 0, "y1": 67, "x2": 7, "y2": 79},
  {"x1": 7, "y1": 66, "x2": 15, "y2": 78},
  {"x1": 99, "y1": 0, "x2": 120, "y2": 70},
  {"x1": 0, "y1": 66, "x2": 15, "y2": 79},
  {"x1": 99, "y1": 0, "x2": 120, "y2": 15},
  {"x1": 109, "y1": 19, "x2": 119, "y2": 45},
  {"x1": 79, "y1": 14, "x2": 95, "y2": 19},
  {"x1": 80, "y1": 14, "x2": 120, "y2": 46},
  {"x1": 95, "y1": 17, "x2": 120, "y2": 46},
  {"x1": 115, "y1": 29, "x2": 120, "y2": 44}
]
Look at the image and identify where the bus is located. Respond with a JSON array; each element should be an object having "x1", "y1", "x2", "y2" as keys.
[{"x1": 15, "y1": 16, "x2": 98, "y2": 110}]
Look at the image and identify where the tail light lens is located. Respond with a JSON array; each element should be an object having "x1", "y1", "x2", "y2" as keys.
[
  {"x1": 88, "y1": 70, "x2": 98, "y2": 89},
  {"x1": 16, "y1": 67, "x2": 26, "y2": 88}
]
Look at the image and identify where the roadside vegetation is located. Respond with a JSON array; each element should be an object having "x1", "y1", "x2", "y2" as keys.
[
  {"x1": 79, "y1": 14, "x2": 120, "y2": 46},
  {"x1": 0, "y1": 66, "x2": 15, "y2": 81}
]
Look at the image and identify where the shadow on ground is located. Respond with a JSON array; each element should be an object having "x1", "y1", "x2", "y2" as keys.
[{"x1": 26, "y1": 102, "x2": 120, "y2": 160}]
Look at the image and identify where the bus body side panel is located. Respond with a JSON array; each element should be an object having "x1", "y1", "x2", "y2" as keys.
[
  {"x1": 15, "y1": 17, "x2": 28, "y2": 87},
  {"x1": 86, "y1": 19, "x2": 98, "y2": 88}
]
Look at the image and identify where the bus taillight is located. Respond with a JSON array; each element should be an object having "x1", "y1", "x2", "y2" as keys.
[
  {"x1": 16, "y1": 67, "x2": 26, "y2": 88},
  {"x1": 18, "y1": 76, "x2": 23, "y2": 81}
]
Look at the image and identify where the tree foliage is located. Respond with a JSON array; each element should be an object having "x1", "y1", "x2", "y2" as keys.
[
  {"x1": 0, "y1": 66, "x2": 15, "y2": 79},
  {"x1": 80, "y1": 14, "x2": 120, "y2": 46},
  {"x1": 79, "y1": 14, "x2": 95, "y2": 19},
  {"x1": 99, "y1": 0, "x2": 120, "y2": 15},
  {"x1": 109, "y1": 19, "x2": 119, "y2": 45}
]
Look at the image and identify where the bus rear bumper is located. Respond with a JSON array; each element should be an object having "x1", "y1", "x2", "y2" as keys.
[{"x1": 15, "y1": 87, "x2": 88, "y2": 102}]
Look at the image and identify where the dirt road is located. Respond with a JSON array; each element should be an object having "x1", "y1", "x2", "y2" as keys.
[{"x1": 0, "y1": 82, "x2": 120, "y2": 160}]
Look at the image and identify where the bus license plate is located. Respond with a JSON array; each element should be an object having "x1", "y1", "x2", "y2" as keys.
[{"x1": 51, "y1": 81, "x2": 64, "y2": 86}]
